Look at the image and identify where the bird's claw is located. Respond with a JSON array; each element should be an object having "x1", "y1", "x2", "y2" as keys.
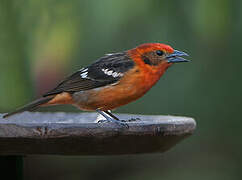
[
  {"x1": 97, "y1": 119, "x2": 108, "y2": 123},
  {"x1": 98, "y1": 119, "x2": 129, "y2": 128},
  {"x1": 120, "y1": 117, "x2": 141, "y2": 122}
]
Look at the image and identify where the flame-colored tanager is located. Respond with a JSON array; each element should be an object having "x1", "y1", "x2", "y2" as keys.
[{"x1": 3, "y1": 43, "x2": 189, "y2": 125}]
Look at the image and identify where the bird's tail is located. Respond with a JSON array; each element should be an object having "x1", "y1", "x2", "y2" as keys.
[{"x1": 3, "y1": 96, "x2": 53, "y2": 118}]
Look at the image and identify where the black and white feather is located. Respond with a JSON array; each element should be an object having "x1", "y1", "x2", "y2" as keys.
[{"x1": 43, "y1": 52, "x2": 134, "y2": 96}]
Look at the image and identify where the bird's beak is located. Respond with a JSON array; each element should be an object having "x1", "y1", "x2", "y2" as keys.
[{"x1": 166, "y1": 50, "x2": 190, "y2": 63}]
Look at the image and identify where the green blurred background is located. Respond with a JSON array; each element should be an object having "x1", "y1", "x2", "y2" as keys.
[{"x1": 1, "y1": 0, "x2": 242, "y2": 179}]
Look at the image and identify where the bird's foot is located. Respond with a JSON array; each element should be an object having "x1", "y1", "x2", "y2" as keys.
[
  {"x1": 97, "y1": 119, "x2": 108, "y2": 123},
  {"x1": 96, "y1": 109, "x2": 129, "y2": 128},
  {"x1": 97, "y1": 118, "x2": 129, "y2": 128},
  {"x1": 120, "y1": 117, "x2": 141, "y2": 122}
]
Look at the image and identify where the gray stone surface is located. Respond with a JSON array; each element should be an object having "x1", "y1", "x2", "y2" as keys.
[{"x1": 0, "y1": 112, "x2": 196, "y2": 155}]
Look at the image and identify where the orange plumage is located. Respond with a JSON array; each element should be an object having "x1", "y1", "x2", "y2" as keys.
[{"x1": 3, "y1": 43, "x2": 189, "y2": 122}]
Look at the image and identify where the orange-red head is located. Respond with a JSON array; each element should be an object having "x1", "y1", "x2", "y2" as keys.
[{"x1": 128, "y1": 43, "x2": 189, "y2": 67}]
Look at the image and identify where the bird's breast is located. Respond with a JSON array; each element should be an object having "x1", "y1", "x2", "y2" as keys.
[{"x1": 72, "y1": 66, "x2": 166, "y2": 111}]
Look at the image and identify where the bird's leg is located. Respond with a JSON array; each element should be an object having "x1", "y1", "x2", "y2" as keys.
[
  {"x1": 101, "y1": 110, "x2": 140, "y2": 122},
  {"x1": 104, "y1": 110, "x2": 140, "y2": 122},
  {"x1": 95, "y1": 113, "x2": 106, "y2": 123},
  {"x1": 96, "y1": 109, "x2": 121, "y2": 123},
  {"x1": 103, "y1": 110, "x2": 120, "y2": 120},
  {"x1": 96, "y1": 109, "x2": 128, "y2": 127}
]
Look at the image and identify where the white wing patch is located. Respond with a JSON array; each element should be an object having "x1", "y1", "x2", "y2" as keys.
[
  {"x1": 79, "y1": 68, "x2": 88, "y2": 72},
  {"x1": 101, "y1": 68, "x2": 123, "y2": 78},
  {"x1": 80, "y1": 68, "x2": 89, "y2": 78},
  {"x1": 80, "y1": 67, "x2": 123, "y2": 79},
  {"x1": 105, "y1": 53, "x2": 114, "y2": 56}
]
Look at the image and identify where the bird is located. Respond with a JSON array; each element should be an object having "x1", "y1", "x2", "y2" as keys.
[{"x1": 3, "y1": 43, "x2": 189, "y2": 125}]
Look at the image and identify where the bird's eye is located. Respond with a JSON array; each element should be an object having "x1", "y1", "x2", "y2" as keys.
[{"x1": 156, "y1": 50, "x2": 164, "y2": 56}]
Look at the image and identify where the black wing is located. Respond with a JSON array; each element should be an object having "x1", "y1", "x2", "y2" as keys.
[{"x1": 43, "y1": 52, "x2": 134, "y2": 96}]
